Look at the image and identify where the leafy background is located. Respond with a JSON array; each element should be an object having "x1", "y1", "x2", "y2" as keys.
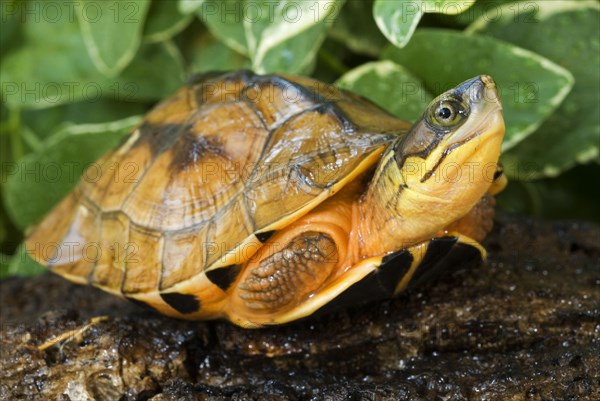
[{"x1": 1, "y1": 0, "x2": 598, "y2": 277}]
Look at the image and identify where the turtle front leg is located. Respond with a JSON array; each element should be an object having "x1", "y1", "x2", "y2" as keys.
[
  {"x1": 237, "y1": 231, "x2": 339, "y2": 312},
  {"x1": 225, "y1": 196, "x2": 356, "y2": 326},
  {"x1": 226, "y1": 216, "x2": 351, "y2": 327}
]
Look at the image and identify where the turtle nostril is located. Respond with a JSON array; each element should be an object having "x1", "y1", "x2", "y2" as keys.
[{"x1": 480, "y1": 75, "x2": 496, "y2": 89}]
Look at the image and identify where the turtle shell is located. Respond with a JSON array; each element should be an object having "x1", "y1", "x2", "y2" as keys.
[{"x1": 26, "y1": 71, "x2": 411, "y2": 315}]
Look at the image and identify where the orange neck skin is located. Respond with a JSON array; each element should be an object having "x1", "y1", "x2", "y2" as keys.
[
  {"x1": 343, "y1": 190, "x2": 427, "y2": 266},
  {"x1": 300, "y1": 174, "x2": 446, "y2": 265},
  {"x1": 305, "y1": 179, "x2": 402, "y2": 269}
]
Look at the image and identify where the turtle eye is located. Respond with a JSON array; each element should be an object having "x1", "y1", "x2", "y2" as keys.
[
  {"x1": 430, "y1": 99, "x2": 467, "y2": 128},
  {"x1": 437, "y1": 106, "x2": 453, "y2": 121}
]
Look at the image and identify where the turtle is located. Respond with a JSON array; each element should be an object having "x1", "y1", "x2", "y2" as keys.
[{"x1": 26, "y1": 70, "x2": 507, "y2": 328}]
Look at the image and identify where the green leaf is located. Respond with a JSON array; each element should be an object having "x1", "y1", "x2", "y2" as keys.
[
  {"x1": 76, "y1": 0, "x2": 151, "y2": 77},
  {"x1": 22, "y1": 100, "x2": 147, "y2": 141},
  {"x1": 0, "y1": 254, "x2": 8, "y2": 277},
  {"x1": 118, "y1": 41, "x2": 186, "y2": 101},
  {"x1": 197, "y1": 0, "x2": 249, "y2": 55},
  {"x1": 179, "y1": 0, "x2": 206, "y2": 14},
  {"x1": 3, "y1": 116, "x2": 141, "y2": 231},
  {"x1": 0, "y1": 176, "x2": 21, "y2": 257},
  {"x1": 1, "y1": 11, "x2": 184, "y2": 111},
  {"x1": 144, "y1": 0, "x2": 193, "y2": 43},
  {"x1": 328, "y1": 0, "x2": 388, "y2": 57},
  {"x1": 1, "y1": 1, "x2": 91, "y2": 109},
  {"x1": 438, "y1": 0, "x2": 521, "y2": 28},
  {"x1": 14, "y1": 125, "x2": 40, "y2": 155},
  {"x1": 1, "y1": 243, "x2": 45, "y2": 278},
  {"x1": 188, "y1": 31, "x2": 250, "y2": 73},
  {"x1": 0, "y1": 254, "x2": 9, "y2": 278},
  {"x1": 0, "y1": 212, "x2": 6, "y2": 245},
  {"x1": 0, "y1": 106, "x2": 23, "y2": 162},
  {"x1": 469, "y1": 1, "x2": 600, "y2": 178},
  {"x1": 0, "y1": 0, "x2": 22, "y2": 57},
  {"x1": 373, "y1": 0, "x2": 476, "y2": 48},
  {"x1": 382, "y1": 29, "x2": 574, "y2": 151},
  {"x1": 249, "y1": 0, "x2": 344, "y2": 74},
  {"x1": 197, "y1": 0, "x2": 344, "y2": 74},
  {"x1": 336, "y1": 60, "x2": 433, "y2": 123}
]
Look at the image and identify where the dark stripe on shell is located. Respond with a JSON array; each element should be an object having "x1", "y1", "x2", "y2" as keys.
[
  {"x1": 168, "y1": 130, "x2": 225, "y2": 173},
  {"x1": 254, "y1": 74, "x2": 327, "y2": 105},
  {"x1": 407, "y1": 237, "x2": 483, "y2": 290},
  {"x1": 316, "y1": 102, "x2": 355, "y2": 132},
  {"x1": 240, "y1": 75, "x2": 324, "y2": 125},
  {"x1": 125, "y1": 297, "x2": 159, "y2": 313},
  {"x1": 134, "y1": 122, "x2": 186, "y2": 159},
  {"x1": 315, "y1": 250, "x2": 414, "y2": 316},
  {"x1": 186, "y1": 70, "x2": 230, "y2": 86},
  {"x1": 241, "y1": 74, "x2": 355, "y2": 132},
  {"x1": 193, "y1": 70, "x2": 255, "y2": 105},
  {"x1": 160, "y1": 292, "x2": 201, "y2": 314},
  {"x1": 255, "y1": 230, "x2": 276, "y2": 243},
  {"x1": 206, "y1": 264, "x2": 242, "y2": 292},
  {"x1": 227, "y1": 69, "x2": 256, "y2": 85}
]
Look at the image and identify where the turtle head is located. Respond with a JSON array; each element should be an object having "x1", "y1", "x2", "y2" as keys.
[
  {"x1": 362, "y1": 76, "x2": 505, "y2": 251},
  {"x1": 393, "y1": 75, "x2": 504, "y2": 200}
]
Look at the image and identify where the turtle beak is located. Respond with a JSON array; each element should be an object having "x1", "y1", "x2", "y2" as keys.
[
  {"x1": 474, "y1": 75, "x2": 504, "y2": 142},
  {"x1": 480, "y1": 75, "x2": 502, "y2": 110},
  {"x1": 453, "y1": 75, "x2": 500, "y2": 108},
  {"x1": 446, "y1": 75, "x2": 505, "y2": 149}
]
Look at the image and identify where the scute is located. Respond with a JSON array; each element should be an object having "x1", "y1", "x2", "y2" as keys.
[
  {"x1": 27, "y1": 70, "x2": 408, "y2": 295},
  {"x1": 242, "y1": 76, "x2": 317, "y2": 130},
  {"x1": 160, "y1": 226, "x2": 209, "y2": 290},
  {"x1": 122, "y1": 225, "x2": 162, "y2": 293},
  {"x1": 121, "y1": 101, "x2": 267, "y2": 231},
  {"x1": 91, "y1": 212, "x2": 130, "y2": 289}
]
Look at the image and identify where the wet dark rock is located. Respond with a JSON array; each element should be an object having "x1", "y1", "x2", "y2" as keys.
[{"x1": 1, "y1": 214, "x2": 599, "y2": 400}]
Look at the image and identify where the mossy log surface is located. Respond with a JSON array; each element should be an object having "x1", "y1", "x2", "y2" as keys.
[{"x1": 1, "y1": 213, "x2": 599, "y2": 400}]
